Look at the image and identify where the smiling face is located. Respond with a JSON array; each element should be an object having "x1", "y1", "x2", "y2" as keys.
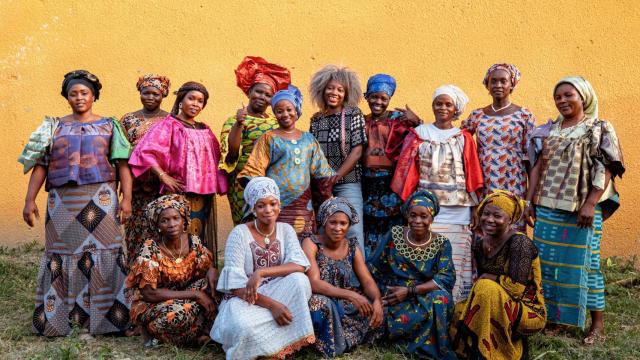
[
  {"x1": 366, "y1": 91, "x2": 391, "y2": 117},
  {"x1": 157, "y1": 208, "x2": 185, "y2": 240},
  {"x1": 179, "y1": 90, "x2": 205, "y2": 118},
  {"x1": 324, "y1": 212, "x2": 350, "y2": 244},
  {"x1": 273, "y1": 100, "x2": 298, "y2": 131},
  {"x1": 323, "y1": 79, "x2": 346, "y2": 110},
  {"x1": 407, "y1": 206, "x2": 433, "y2": 236},
  {"x1": 554, "y1": 83, "x2": 584, "y2": 119},
  {"x1": 432, "y1": 94, "x2": 456, "y2": 122},
  {"x1": 67, "y1": 83, "x2": 94, "y2": 114},
  {"x1": 480, "y1": 204, "x2": 510, "y2": 237},
  {"x1": 254, "y1": 196, "x2": 280, "y2": 225},
  {"x1": 248, "y1": 83, "x2": 274, "y2": 114},
  {"x1": 488, "y1": 69, "x2": 513, "y2": 100},
  {"x1": 140, "y1": 86, "x2": 163, "y2": 112}
]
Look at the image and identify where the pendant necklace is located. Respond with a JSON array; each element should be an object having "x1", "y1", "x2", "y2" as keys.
[
  {"x1": 491, "y1": 102, "x2": 512, "y2": 113},
  {"x1": 254, "y1": 219, "x2": 276, "y2": 246},
  {"x1": 161, "y1": 236, "x2": 185, "y2": 264}
]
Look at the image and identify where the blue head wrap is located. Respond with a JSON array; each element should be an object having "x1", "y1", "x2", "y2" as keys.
[
  {"x1": 364, "y1": 73, "x2": 397, "y2": 98},
  {"x1": 401, "y1": 190, "x2": 440, "y2": 217},
  {"x1": 271, "y1": 84, "x2": 303, "y2": 117}
]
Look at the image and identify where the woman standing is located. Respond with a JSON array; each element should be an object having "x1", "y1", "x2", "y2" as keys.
[
  {"x1": 462, "y1": 64, "x2": 536, "y2": 232},
  {"x1": 453, "y1": 190, "x2": 546, "y2": 360},
  {"x1": 211, "y1": 177, "x2": 315, "y2": 359},
  {"x1": 369, "y1": 190, "x2": 457, "y2": 359},
  {"x1": 19, "y1": 70, "x2": 132, "y2": 336},
  {"x1": 127, "y1": 195, "x2": 218, "y2": 347},
  {"x1": 120, "y1": 74, "x2": 171, "y2": 264},
  {"x1": 220, "y1": 56, "x2": 291, "y2": 225},
  {"x1": 525, "y1": 76, "x2": 624, "y2": 344},
  {"x1": 238, "y1": 85, "x2": 336, "y2": 239},
  {"x1": 302, "y1": 197, "x2": 383, "y2": 357},
  {"x1": 309, "y1": 65, "x2": 367, "y2": 251},
  {"x1": 129, "y1": 82, "x2": 227, "y2": 259},
  {"x1": 390, "y1": 85, "x2": 483, "y2": 303}
]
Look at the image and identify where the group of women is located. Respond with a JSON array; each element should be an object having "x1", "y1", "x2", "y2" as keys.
[{"x1": 18, "y1": 57, "x2": 624, "y2": 359}]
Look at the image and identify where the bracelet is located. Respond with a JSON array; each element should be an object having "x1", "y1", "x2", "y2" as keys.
[{"x1": 157, "y1": 171, "x2": 166, "y2": 178}]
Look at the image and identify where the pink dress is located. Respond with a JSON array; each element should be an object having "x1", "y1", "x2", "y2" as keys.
[{"x1": 129, "y1": 115, "x2": 227, "y2": 195}]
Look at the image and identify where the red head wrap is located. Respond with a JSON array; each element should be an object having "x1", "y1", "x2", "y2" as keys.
[{"x1": 235, "y1": 56, "x2": 291, "y2": 94}]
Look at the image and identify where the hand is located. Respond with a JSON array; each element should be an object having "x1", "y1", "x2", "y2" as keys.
[
  {"x1": 194, "y1": 290, "x2": 216, "y2": 319},
  {"x1": 269, "y1": 301, "x2": 293, "y2": 326},
  {"x1": 382, "y1": 286, "x2": 409, "y2": 306},
  {"x1": 370, "y1": 298, "x2": 384, "y2": 328},
  {"x1": 235, "y1": 106, "x2": 248, "y2": 126},
  {"x1": 524, "y1": 203, "x2": 536, "y2": 227},
  {"x1": 478, "y1": 273, "x2": 498, "y2": 282},
  {"x1": 159, "y1": 174, "x2": 184, "y2": 193},
  {"x1": 577, "y1": 202, "x2": 596, "y2": 228},
  {"x1": 394, "y1": 105, "x2": 421, "y2": 126},
  {"x1": 327, "y1": 174, "x2": 342, "y2": 187},
  {"x1": 205, "y1": 267, "x2": 220, "y2": 300},
  {"x1": 22, "y1": 200, "x2": 40, "y2": 227},
  {"x1": 119, "y1": 197, "x2": 132, "y2": 223},
  {"x1": 244, "y1": 270, "x2": 262, "y2": 304},
  {"x1": 348, "y1": 291, "x2": 373, "y2": 317}
]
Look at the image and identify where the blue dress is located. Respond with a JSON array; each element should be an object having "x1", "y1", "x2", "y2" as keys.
[{"x1": 369, "y1": 225, "x2": 457, "y2": 359}]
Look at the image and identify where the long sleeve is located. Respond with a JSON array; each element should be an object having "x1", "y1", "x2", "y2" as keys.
[
  {"x1": 217, "y1": 226, "x2": 250, "y2": 293},
  {"x1": 499, "y1": 234, "x2": 537, "y2": 300},
  {"x1": 432, "y1": 237, "x2": 456, "y2": 293},
  {"x1": 18, "y1": 116, "x2": 59, "y2": 173}
]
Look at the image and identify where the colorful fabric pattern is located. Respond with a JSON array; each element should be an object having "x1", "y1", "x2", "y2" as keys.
[
  {"x1": 431, "y1": 223, "x2": 474, "y2": 303},
  {"x1": 369, "y1": 226, "x2": 457, "y2": 359},
  {"x1": 136, "y1": 74, "x2": 171, "y2": 97},
  {"x1": 310, "y1": 106, "x2": 367, "y2": 184},
  {"x1": 238, "y1": 131, "x2": 335, "y2": 238},
  {"x1": 219, "y1": 114, "x2": 278, "y2": 224},
  {"x1": 309, "y1": 236, "x2": 382, "y2": 357},
  {"x1": 33, "y1": 182, "x2": 130, "y2": 336},
  {"x1": 362, "y1": 169, "x2": 402, "y2": 258},
  {"x1": 18, "y1": 116, "x2": 60, "y2": 173},
  {"x1": 127, "y1": 235, "x2": 213, "y2": 346},
  {"x1": 533, "y1": 205, "x2": 604, "y2": 327}
]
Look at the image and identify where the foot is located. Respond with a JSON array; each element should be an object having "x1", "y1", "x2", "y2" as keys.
[{"x1": 583, "y1": 328, "x2": 606, "y2": 346}]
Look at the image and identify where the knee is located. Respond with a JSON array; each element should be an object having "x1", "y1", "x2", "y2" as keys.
[
  {"x1": 286, "y1": 272, "x2": 312, "y2": 298},
  {"x1": 471, "y1": 279, "x2": 504, "y2": 300}
]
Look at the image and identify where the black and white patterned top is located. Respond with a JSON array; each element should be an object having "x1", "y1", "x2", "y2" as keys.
[{"x1": 309, "y1": 106, "x2": 367, "y2": 184}]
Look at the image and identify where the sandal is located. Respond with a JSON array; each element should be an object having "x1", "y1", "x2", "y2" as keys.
[
  {"x1": 583, "y1": 329, "x2": 606, "y2": 345},
  {"x1": 144, "y1": 338, "x2": 160, "y2": 348}
]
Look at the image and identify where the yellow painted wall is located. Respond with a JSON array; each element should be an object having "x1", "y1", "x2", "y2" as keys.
[{"x1": 1, "y1": 0, "x2": 639, "y2": 257}]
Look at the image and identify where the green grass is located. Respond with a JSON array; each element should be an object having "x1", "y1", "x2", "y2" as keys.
[{"x1": 1, "y1": 242, "x2": 638, "y2": 359}]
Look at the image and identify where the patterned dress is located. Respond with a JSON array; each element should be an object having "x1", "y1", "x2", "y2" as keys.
[
  {"x1": 126, "y1": 235, "x2": 214, "y2": 346},
  {"x1": 461, "y1": 108, "x2": 536, "y2": 231},
  {"x1": 19, "y1": 117, "x2": 132, "y2": 336},
  {"x1": 120, "y1": 111, "x2": 166, "y2": 264},
  {"x1": 309, "y1": 236, "x2": 382, "y2": 357},
  {"x1": 238, "y1": 131, "x2": 335, "y2": 239},
  {"x1": 369, "y1": 226, "x2": 457, "y2": 359},
  {"x1": 219, "y1": 115, "x2": 278, "y2": 224}
]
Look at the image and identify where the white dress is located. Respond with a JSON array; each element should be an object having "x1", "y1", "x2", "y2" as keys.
[{"x1": 211, "y1": 222, "x2": 315, "y2": 360}]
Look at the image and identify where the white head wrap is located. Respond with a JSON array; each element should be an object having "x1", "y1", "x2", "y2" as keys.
[
  {"x1": 432, "y1": 84, "x2": 469, "y2": 120},
  {"x1": 244, "y1": 177, "x2": 280, "y2": 210}
]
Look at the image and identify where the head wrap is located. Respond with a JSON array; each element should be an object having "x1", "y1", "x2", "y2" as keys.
[
  {"x1": 244, "y1": 177, "x2": 280, "y2": 210},
  {"x1": 317, "y1": 197, "x2": 360, "y2": 227},
  {"x1": 145, "y1": 194, "x2": 191, "y2": 233},
  {"x1": 137, "y1": 74, "x2": 171, "y2": 97},
  {"x1": 401, "y1": 190, "x2": 440, "y2": 217},
  {"x1": 171, "y1": 81, "x2": 210, "y2": 115},
  {"x1": 271, "y1": 84, "x2": 303, "y2": 117},
  {"x1": 364, "y1": 73, "x2": 397, "y2": 98},
  {"x1": 432, "y1": 84, "x2": 469, "y2": 120},
  {"x1": 476, "y1": 190, "x2": 525, "y2": 225},
  {"x1": 554, "y1": 76, "x2": 599, "y2": 120},
  {"x1": 61, "y1": 70, "x2": 102, "y2": 100},
  {"x1": 483, "y1": 63, "x2": 522, "y2": 89},
  {"x1": 235, "y1": 56, "x2": 291, "y2": 95}
]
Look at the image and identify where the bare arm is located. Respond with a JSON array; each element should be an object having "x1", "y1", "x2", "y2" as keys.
[
  {"x1": 524, "y1": 158, "x2": 542, "y2": 227},
  {"x1": 117, "y1": 161, "x2": 132, "y2": 221},
  {"x1": 150, "y1": 165, "x2": 183, "y2": 193},
  {"x1": 577, "y1": 168, "x2": 612, "y2": 228},
  {"x1": 302, "y1": 238, "x2": 361, "y2": 300},
  {"x1": 23, "y1": 165, "x2": 47, "y2": 227}
]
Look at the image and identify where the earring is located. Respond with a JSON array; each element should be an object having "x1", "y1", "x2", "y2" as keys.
[
  {"x1": 179, "y1": 103, "x2": 183, "y2": 109},
  {"x1": 158, "y1": 228, "x2": 161, "y2": 233}
]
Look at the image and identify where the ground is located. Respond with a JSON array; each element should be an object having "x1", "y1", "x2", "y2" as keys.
[{"x1": 1, "y1": 241, "x2": 639, "y2": 360}]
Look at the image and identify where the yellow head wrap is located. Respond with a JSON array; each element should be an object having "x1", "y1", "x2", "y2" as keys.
[{"x1": 477, "y1": 190, "x2": 525, "y2": 225}]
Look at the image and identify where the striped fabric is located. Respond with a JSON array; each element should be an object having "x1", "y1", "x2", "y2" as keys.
[
  {"x1": 431, "y1": 223, "x2": 474, "y2": 303},
  {"x1": 533, "y1": 205, "x2": 603, "y2": 328}
]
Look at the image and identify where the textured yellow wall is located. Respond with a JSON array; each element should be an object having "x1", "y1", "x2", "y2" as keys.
[{"x1": 1, "y1": 0, "x2": 639, "y2": 257}]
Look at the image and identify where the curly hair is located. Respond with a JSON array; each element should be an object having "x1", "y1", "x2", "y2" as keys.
[{"x1": 309, "y1": 65, "x2": 362, "y2": 110}]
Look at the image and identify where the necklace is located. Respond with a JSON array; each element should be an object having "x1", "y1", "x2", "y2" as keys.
[
  {"x1": 161, "y1": 236, "x2": 185, "y2": 264},
  {"x1": 253, "y1": 219, "x2": 276, "y2": 245},
  {"x1": 491, "y1": 102, "x2": 512, "y2": 113},
  {"x1": 141, "y1": 108, "x2": 162, "y2": 121},
  {"x1": 406, "y1": 229, "x2": 432, "y2": 248}
]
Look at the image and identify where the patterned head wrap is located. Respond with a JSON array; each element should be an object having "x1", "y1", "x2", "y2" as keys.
[
  {"x1": 401, "y1": 190, "x2": 440, "y2": 217},
  {"x1": 317, "y1": 197, "x2": 360, "y2": 226},
  {"x1": 244, "y1": 177, "x2": 280, "y2": 210},
  {"x1": 145, "y1": 194, "x2": 191, "y2": 232},
  {"x1": 271, "y1": 84, "x2": 303, "y2": 117},
  {"x1": 554, "y1": 76, "x2": 599, "y2": 120},
  {"x1": 476, "y1": 190, "x2": 525, "y2": 225},
  {"x1": 483, "y1": 63, "x2": 522, "y2": 89},
  {"x1": 365, "y1": 73, "x2": 397, "y2": 98},
  {"x1": 432, "y1": 84, "x2": 469, "y2": 120},
  {"x1": 235, "y1": 56, "x2": 291, "y2": 95},
  {"x1": 61, "y1": 69, "x2": 102, "y2": 100},
  {"x1": 136, "y1": 74, "x2": 171, "y2": 97}
]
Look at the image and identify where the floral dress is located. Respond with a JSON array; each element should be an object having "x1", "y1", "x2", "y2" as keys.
[
  {"x1": 309, "y1": 236, "x2": 382, "y2": 357},
  {"x1": 126, "y1": 235, "x2": 214, "y2": 346},
  {"x1": 369, "y1": 226, "x2": 457, "y2": 359}
]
